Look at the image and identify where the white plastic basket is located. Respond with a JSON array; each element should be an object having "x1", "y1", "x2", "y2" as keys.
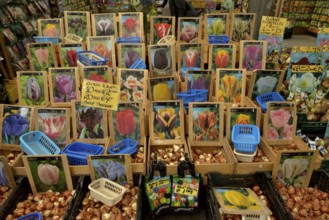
[
  {"x1": 242, "y1": 214, "x2": 271, "y2": 220},
  {"x1": 234, "y1": 149, "x2": 257, "y2": 162},
  {"x1": 88, "y1": 178, "x2": 126, "y2": 206}
]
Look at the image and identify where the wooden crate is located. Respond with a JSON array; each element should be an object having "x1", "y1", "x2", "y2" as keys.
[
  {"x1": 225, "y1": 137, "x2": 275, "y2": 174},
  {"x1": 265, "y1": 136, "x2": 323, "y2": 170},
  {"x1": 147, "y1": 140, "x2": 190, "y2": 175},
  {"x1": 187, "y1": 139, "x2": 236, "y2": 184},
  {"x1": 0, "y1": 148, "x2": 23, "y2": 168}
]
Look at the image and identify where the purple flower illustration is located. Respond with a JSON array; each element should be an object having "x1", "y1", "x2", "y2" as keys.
[
  {"x1": 54, "y1": 75, "x2": 76, "y2": 102},
  {"x1": 124, "y1": 50, "x2": 139, "y2": 68},
  {"x1": 188, "y1": 76, "x2": 206, "y2": 89},
  {"x1": 2, "y1": 114, "x2": 29, "y2": 144},
  {"x1": 25, "y1": 77, "x2": 41, "y2": 101},
  {"x1": 243, "y1": 45, "x2": 263, "y2": 71}
]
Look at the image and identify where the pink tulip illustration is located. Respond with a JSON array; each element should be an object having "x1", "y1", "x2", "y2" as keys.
[
  {"x1": 37, "y1": 164, "x2": 59, "y2": 185},
  {"x1": 34, "y1": 48, "x2": 49, "y2": 68}
]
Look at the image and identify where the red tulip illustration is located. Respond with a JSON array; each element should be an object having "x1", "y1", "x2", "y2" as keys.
[
  {"x1": 154, "y1": 23, "x2": 171, "y2": 40},
  {"x1": 185, "y1": 49, "x2": 199, "y2": 67},
  {"x1": 116, "y1": 109, "x2": 136, "y2": 136}
]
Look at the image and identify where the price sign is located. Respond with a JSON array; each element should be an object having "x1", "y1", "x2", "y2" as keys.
[{"x1": 259, "y1": 16, "x2": 287, "y2": 36}]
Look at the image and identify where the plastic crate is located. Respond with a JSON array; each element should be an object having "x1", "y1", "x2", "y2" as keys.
[
  {"x1": 208, "y1": 35, "x2": 230, "y2": 44},
  {"x1": 33, "y1": 36, "x2": 60, "y2": 44},
  {"x1": 19, "y1": 131, "x2": 60, "y2": 155},
  {"x1": 88, "y1": 178, "x2": 126, "y2": 206},
  {"x1": 66, "y1": 174, "x2": 144, "y2": 219},
  {"x1": 207, "y1": 172, "x2": 290, "y2": 220},
  {"x1": 274, "y1": 170, "x2": 329, "y2": 220},
  {"x1": 256, "y1": 92, "x2": 285, "y2": 112},
  {"x1": 17, "y1": 212, "x2": 42, "y2": 220},
  {"x1": 117, "y1": 36, "x2": 141, "y2": 43},
  {"x1": 130, "y1": 58, "x2": 146, "y2": 69},
  {"x1": 231, "y1": 124, "x2": 260, "y2": 154},
  {"x1": 107, "y1": 139, "x2": 138, "y2": 155},
  {"x1": 61, "y1": 142, "x2": 104, "y2": 165},
  {"x1": 78, "y1": 51, "x2": 108, "y2": 66},
  {"x1": 234, "y1": 149, "x2": 257, "y2": 162},
  {"x1": 64, "y1": 33, "x2": 83, "y2": 44},
  {"x1": 176, "y1": 89, "x2": 208, "y2": 105}
]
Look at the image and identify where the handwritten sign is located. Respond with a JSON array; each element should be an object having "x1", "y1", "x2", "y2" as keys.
[
  {"x1": 174, "y1": 184, "x2": 199, "y2": 196},
  {"x1": 292, "y1": 65, "x2": 323, "y2": 72},
  {"x1": 323, "y1": 45, "x2": 329, "y2": 52},
  {"x1": 292, "y1": 46, "x2": 322, "y2": 53},
  {"x1": 318, "y1": 28, "x2": 329, "y2": 34},
  {"x1": 81, "y1": 80, "x2": 119, "y2": 111},
  {"x1": 259, "y1": 16, "x2": 287, "y2": 36},
  {"x1": 147, "y1": 178, "x2": 170, "y2": 189}
]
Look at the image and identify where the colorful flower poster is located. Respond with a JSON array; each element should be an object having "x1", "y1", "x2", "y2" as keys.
[
  {"x1": 119, "y1": 12, "x2": 143, "y2": 37},
  {"x1": 289, "y1": 65, "x2": 323, "y2": 95},
  {"x1": 64, "y1": 11, "x2": 91, "y2": 40},
  {"x1": 186, "y1": 70, "x2": 212, "y2": 93},
  {"x1": 118, "y1": 69, "x2": 147, "y2": 103},
  {"x1": 265, "y1": 102, "x2": 295, "y2": 141},
  {"x1": 88, "y1": 154, "x2": 132, "y2": 185},
  {"x1": 316, "y1": 28, "x2": 329, "y2": 46},
  {"x1": 178, "y1": 18, "x2": 201, "y2": 43},
  {"x1": 191, "y1": 103, "x2": 220, "y2": 141},
  {"x1": 22, "y1": 155, "x2": 72, "y2": 194},
  {"x1": 249, "y1": 70, "x2": 283, "y2": 100},
  {"x1": 152, "y1": 102, "x2": 181, "y2": 140},
  {"x1": 149, "y1": 77, "x2": 176, "y2": 101},
  {"x1": 230, "y1": 13, "x2": 255, "y2": 42},
  {"x1": 17, "y1": 71, "x2": 48, "y2": 106},
  {"x1": 58, "y1": 43, "x2": 83, "y2": 67},
  {"x1": 82, "y1": 66, "x2": 112, "y2": 83},
  {"x1": 36, "y1": 108, "x2": 69, "y2": 149},
  {"x1": 73, "y1": 101, "x2": 106, "y2": 140},
  {"x1": 210, "y1": 44, "x2": 236, "y2": 71},
  {"x1": 258, "y1": 35, "x2": 283, "y2": 56},
  {"x1": 216, "y1": 69, "x2": 246, "y2": 104},
  {"x1": 111, "y1": 103, "x2": 141, "y2": 141},
  {"x1": 205, "y1": 14, "x2": 228, "y2": 39},
  {"x1": 118, "y1": 44, "x2": 144, "y2": 68},
  {"x1": 151, "y1": 16, "x2": 175, "y2": 44},
  {"x1": 27, "y1": 43, "x2": 57, "y2": 71},
  {"x1": 179, "y1": 43, "x2": 202, "y2": 71},
  {"x1": 149, "y1": 44, "x2": 175, "y2": 77},
  {"x1": 1, "y1": 105, "x2": 32, "y2": 145},
  {"x1": 91, "y1": 13, "x2": 116, "y2": 37},
  {"x1": 273, "y1": 151, "x2": 316, "y2": 188},
  {"x1": 38, "y1": 18, "x2": 64, "y2": 39},
  {"x1": 87, "y1": 36, "x2": 116, "y2": 68},
  {"x1": 240, "y1": 41, "x2": 266, "y2": 72},
  {"x1": 49, "y1": 68, "x2": 79, "y2": 105}
]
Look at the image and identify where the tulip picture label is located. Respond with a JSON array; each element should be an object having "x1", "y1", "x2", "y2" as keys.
[
  {"x1": 118, "y1": 12, "x2": 143, "y2": 38},
  {"x1": 64, "y1": 11, "x2": 91, "y2": 41},
  {"x1": 86, "y1": 36, "x2": 116, "y2": 68},
  {"x1": 149, "y1": 77, "x2": 177, "y2": 101},
  {"x1": 150, "y1": 16, "x2": 175, "y2": 44},
  {"x1": 38, "y1": 18, "x2": 64, "y2": 39},
  {"x1": 205, "y1": 13, "x2": 229, "y2": 41},
  {"x1": 82, "y1": 66, "x2": 112, "y2": 83},
  {"x1": 210, "y1": 44, "x2": 236, "y2": 71},
  {"x1": 81, "y1": 80, "x2": 120, "y2": 111},
  {"x1": 273, "y1": 151, "x2": 317, "y2": 188},
  {"x1": 22, "y1": 155, "x2": 73, "y2": 194},
  {"x1": 230, "y1": 13, "x2": 256, "y2": 42},
  {"x1": 118, "y1": 43, "x2": 145, "y2": 68},
  {"x1": 91, "y1": 13, "x2": 117, "y2": 37},
  {"x1": 240, "y1": 40, "x2": 267, "y2": 72},
  {"x1": 178, "y1": 17, "x2": 201, "y2": 43},
  {"x1": 58, "y1": 43, "x2": 84, "y2": 67}
]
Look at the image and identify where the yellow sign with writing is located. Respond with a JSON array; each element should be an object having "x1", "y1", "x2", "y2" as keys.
[
  {"x1": 259, "y1": 16, "x2": 287, "y2": 36},
  {"x1": 318, "y1": 28, "x2": 329, "y2": 34},
  {"x1": 292, "y1": 46, "x2": 322, "y2": 53},
  {"x1": 147, "y1": 178, "x2": 170, "y2": 190},
  {"x1": 81, "y1": 80, "x2": 119, "y2": 111},
  {"x1": 174, "y1": 184, "x2": 199, "y2": 197},
  {"x1": 292, "y1": 65, "x2": 323, "y2": 73},
  {"x1": 323, "y1": 45, "x2": 329, "y2": 52}
]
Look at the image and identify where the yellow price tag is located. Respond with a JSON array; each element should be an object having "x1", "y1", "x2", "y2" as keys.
[
  {"x1": 259, "y1": 16, "x2": 287, "y2": 36},
  {"x1": 174, "y1": 184, "x2": 198, "y2": 197}
]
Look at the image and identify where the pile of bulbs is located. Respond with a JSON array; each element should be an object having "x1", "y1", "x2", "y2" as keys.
[
  {"x1": 0, "y1": 186, "x2": 11, "y2": 206},
  {"x1": 192, "y1": 148, "x2": 227, "y2": 164}
]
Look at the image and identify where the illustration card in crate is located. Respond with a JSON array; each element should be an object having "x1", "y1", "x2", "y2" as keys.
[
  {"x1": 37, "y1": 18, "x2": 64, "y2": 39},
  {"x1": 48, "y1": 67, "x2": 80, "y2": 107},
  {"x1": 150, "y1": 101, "x2": 184, "y2": 144},
  {"x1": 205, "y1": 13, "x2": 229, "y2": 41},
  {"x1": 150, "y1": 16, "x2": 176, "y2": 44},
  {"x1": 91, "y1": 13, "x2": 117, "y2": 37},
  {"x1": 35, "y1": 108, "x2": 70, "y2": 149},
  {"x1": 239, "y1": 40, "x2": 267, "y2": 73},
  {"x1": 87, "y1": 154, "x2": 132, "y2": 184},
  {"x1": 0, "y1": 156, "x2": 15, "y2": 188},
  {"x1": 209, "y1": 44, "x2": 236, "y2": 72},
  {"x1": 213, "y1": 187, "x2": 272, "y2": 215},
  {"x1": 178, "y1": 43, "x2": 203, "y2": 78},
  {"x1": 117, "y1": 43, "x2": 146, "y2": 68},
  {"x1": 22, "y1": 154, "x2": 73, "y2": 194},
  {"x1": 118, "y1": 12, "x2": 143, "y2": 38},
  {"x1": 148, "y1": 77, "x2": 178, "y2": 101},
  {"x1": 0, "y1": 105, "x2": 34, "y2": 146},
  {"x1": 188, "y1": 102, "x2": 224, "y2": 146},
  {"x1": 81, "y1": 65, "x2": 113, "y2": 84},
  {"x1": 26, "y1": 43, "x2": 57, "y2": 71},
  {"x1": 272, "y1": 150, "x2": 317, "y2": 188},
  {"x1": 86, "y1": 36, "x2": 116, "y2": 69},
  {"x1": 185, "y1": 70, "x2": 213, "y2": 98},
  {"x1": 64, "y1": 11, "x2": 91, "y2": 40},
  {"x1": 230, "y1": 13, "x2": 256, "y2": 42},
  {"x1": 109, "y1": 102, "x2": 145, "y2": 142},
  {"x1": 58, "y1": 43, "x2": 84, "y2": 67},
  {"x1": 178, "y1": 17, "x2": 201, "y2": 43},
  {"x1": 148, "y1": 44, "x2": 176, "y2": 78}
]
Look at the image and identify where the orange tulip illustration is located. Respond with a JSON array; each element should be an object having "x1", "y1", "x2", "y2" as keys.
[
  {"x1": 193, "y1": 110, "x2": 218, "y2": 141},
  {"x1": 44, "y1": 24, "x2": 57, "y2": 37},
  {"x1": 215, "y1": 50, "x2": 229, "y2": 68},
  {"x1": 222, "y1": 75, "x2": 236, "y2": 97},
  {"x1": 93, "y1": 43, "x2": 110, "y2": 58},
  {"x1": 236, "y1": 114, "x2": 250, "y2": 124}
]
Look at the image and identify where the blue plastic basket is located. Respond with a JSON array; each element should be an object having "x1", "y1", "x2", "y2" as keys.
[
  {"x1": 208, "y1": 35, "x2": 230, "y2": 44},
  {"x1": 33, "y1": 36, "x2": 61, "y2": 44},
  {"x1": 19, "y1": 131, "x2": 60, "y2": 155},
  {"x1": 61, "y1": 142, "x2": 104, "y2": 165},
  {"x1": 78, "y1": 51, "x2": 108, "y2": 66},
  {"x1": 231, "y1": 124, "x2": 260, "y2": 154},
  {"x1": 108, "y1": 139, "x2": 138, "y2": 155},
  {"x1": 176, "y1": 89, "x2": 208, "y2": 105},
  {"x1": 17, "y1": 212, "x2": 42, "y2": 220},
  {"x1": 117, "y1": 36, "x2": 141, "y2": 43},
  {"x1": 130, "y1": 58, "x2": 146, "y2": 69},
  {"x1": 256, "y1": 92, "x2": 285, "y2": 112}
]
